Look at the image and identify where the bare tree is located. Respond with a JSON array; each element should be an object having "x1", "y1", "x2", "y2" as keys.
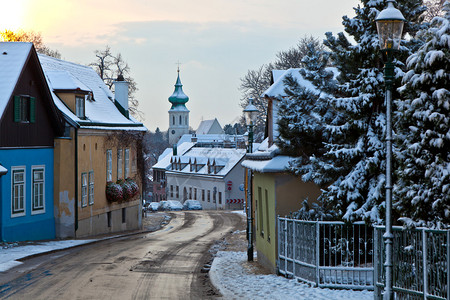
[
  {"x1": 90, "y1": 46, "x2": 144, "y2": 120},
  {"x1": 239, "y1": 36, "x2": 325, "y2": 137},
  {"x1": 423, "y1": 0, "x2": 445, "y2": 21},
  {"x1": 0, "y1": 29, "x2": 61, "y2": 58}
]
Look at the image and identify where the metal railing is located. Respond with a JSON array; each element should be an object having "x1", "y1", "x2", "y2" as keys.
[
  {"x1": 277, "y1": 217, "x2": 374, "y2": 290},
  {"x1": 374, "y1": 226, "x2": 449, "y2": 300}
]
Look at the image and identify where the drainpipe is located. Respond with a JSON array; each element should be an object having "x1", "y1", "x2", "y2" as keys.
[{"x1": 74, "y1": 128, "x2": 78, "y2": 233}]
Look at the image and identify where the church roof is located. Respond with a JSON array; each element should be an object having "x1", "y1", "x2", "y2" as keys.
[{"x1": 168, "y1": 71, "x2": 189, "y2": 107}]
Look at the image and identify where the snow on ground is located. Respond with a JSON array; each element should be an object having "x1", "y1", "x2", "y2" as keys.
[
  {"x1": 209, "y1": 251, "x2": 374, "y2": 300},
  {"x1": 0, "y1": 240, "x2": 96, "y2": 272}
]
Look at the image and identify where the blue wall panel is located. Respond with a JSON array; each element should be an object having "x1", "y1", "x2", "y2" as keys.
[{"x1": 0, "y1": 148, "x2": 55, "y2": 242}]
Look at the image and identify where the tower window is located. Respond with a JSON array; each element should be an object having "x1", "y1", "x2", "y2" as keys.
[
  {"x1": 173, "y1": 115, "x2": 175, "y2": 125},
  {"x1": 179, "y1": 115, "x2": 182, "y2": 124}
]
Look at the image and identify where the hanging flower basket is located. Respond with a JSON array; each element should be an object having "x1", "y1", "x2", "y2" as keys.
[
  {"x1": 106, "y1": 181, "x2": 123, "y2": 202},
  {"x1": 126, "y1": 177, "x2": 139, "y2": 197},
  {"x1": 118, "y1": 179, "x2": 133, "y2": 200}
]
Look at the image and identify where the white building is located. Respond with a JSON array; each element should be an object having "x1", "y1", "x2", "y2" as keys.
[{"x1": 165, "y1": 146, "x2": 246, "y2": 210}]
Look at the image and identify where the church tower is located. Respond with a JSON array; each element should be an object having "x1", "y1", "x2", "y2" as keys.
[{"x1": 168, "y1": 68, "x2": 190, "y2": 145}]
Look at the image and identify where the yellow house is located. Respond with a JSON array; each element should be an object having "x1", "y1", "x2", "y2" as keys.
[
  {"x1": 241, "y1": 68, "x2": 322, "y2": 273},
  {"x1": 40, "y1": 55, "x2": 146, "y2": 238}
]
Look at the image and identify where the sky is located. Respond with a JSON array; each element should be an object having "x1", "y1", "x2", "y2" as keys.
[{"x1": 0, "y1": 0, "x2": 358, "y2": 132}]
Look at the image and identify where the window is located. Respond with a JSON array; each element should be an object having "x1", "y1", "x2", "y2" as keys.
[
  {"x1": 11, "y1": 167, "x2": 25, "y2": 216},
  {"x1": 176, "y1": 186, "x2": 179, "y2": 198},
  {"x1": 170, "y1": 185, "x2": 174, "y2": 198},
  {"x1": 202, "y1": 189, "x2": 205, "y2": 201},
  {"x1": 124, "y1": 149, "x2": 130, "y2": 178},
  {"x1": 32, "y1": 167, "x2": 45, "y2": 213},
  {"x1": 89, "y1": 171, "x2": 94, "y2": 205},
  {"x1": 75, "y1": 96, "x2": 85, "y2": 118},
  {"x1": 213, "y1": 189, "x2": 216, "y2": 203},
  {"x1": 194, "y1": 188, "x2": 197, "y2": 200},
  {"x1": 106, "y1": 150, "x2": 112, "y2": 181},
  {"x1": 258, "y1": 187, "x2": 263, "y2": 237},
  {"x1": 265, "y1": 189, "x2": 270, "y2": 242},
  {"x1": 179, "y1": 115, "x2": 182, "y2": 124},
  {"x1": 81, "y1": 173, "x2": 88, "y2": 207},
  {"x1": 14, "y1": 95, "x2": 35, "y2": 123},
  {"x1": 207, "y1": 190, "x2": 210, "y2": 202},
  {"x1": 122, "y1": 208, "x2": 126, "y2": 223},
  {"x1": 218, "y1": 192, "x2": 222, "y2": 205},
  {"x1": 173, "y1": 115, "x2": 175, "y2": 125},
  {"x1": 117, "y1": 149, "x2": 123, "y2": 179},
  {"x1": 107, "y1": 211, "x2": 111, "y2": 227},
  {"x1": 189, "y1": 187, "x2": 192, "y2": 199}
]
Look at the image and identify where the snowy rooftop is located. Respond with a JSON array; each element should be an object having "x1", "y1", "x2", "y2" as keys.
[
  {"x1": 0, "y1": 164, "x2": 7, "y2": 174},
  {"x1": 39, "y1": 54, "x2": 145, "y2": 131},
  {"x1": 167, "y1": 147, "x2": 246, "y2": 177},
  {"x1": 177, "y1": 133, "x2": 246, "y2": 146},
  {"x1": 152, "y1": 142, "x2": 196, "y2": 170},
  {"x1": 264, "y1": 67, "x2": 338, "y2": 99},
  {"x1": 0, "y1": 42, "x2": 32, "y2": 119},
  {"x1": 241, "y1": 138, "x2": 293, "y2": 173}
]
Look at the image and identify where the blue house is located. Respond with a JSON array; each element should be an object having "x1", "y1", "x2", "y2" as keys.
[{"x1": 0, "y1": 42, "x2": 64, "y2": 242}]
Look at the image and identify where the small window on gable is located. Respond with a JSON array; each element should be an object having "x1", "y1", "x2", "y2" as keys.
[
  {"x1": 75, "y1": 96, "x2": 85, "y2": 118},
  {"x1": 14, "y1": 95, "x2": 35, "y2": 123}
]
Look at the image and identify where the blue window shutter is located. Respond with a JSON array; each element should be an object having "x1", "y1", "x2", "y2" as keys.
[
  {"x1": 29, "y1": 97, "x2": 36, "y2": 123},
  {"x1": 14, "y1": 96, "x2": 21, "y2": 122}
]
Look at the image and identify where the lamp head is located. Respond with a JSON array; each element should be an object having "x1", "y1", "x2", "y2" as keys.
[
  {"x1": 243, "y1": 98, "x2": 258, "y2": 126},
  {"x1": 375, "y1": 0, "x2": 405, "y2": 50}
]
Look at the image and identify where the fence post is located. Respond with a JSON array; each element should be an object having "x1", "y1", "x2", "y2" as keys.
[
  {"x1": 316, "y1": 221, "x2": 320, "y2": 287},
  {"x1": 293, "y1": 219, "x2": 296, "y2": 278},
  {"x1": 284, "y1": 218, "x2": 288, "y2": 275},
  {"x1": 422, "y1": 229, "x2": 427, "y2": 300},
  {"x1": 374, "y1": 226, "x2": 379, "y2": 299},
  {"x1": 447, "y1": 230, "x2": 449, "y2": 300}
]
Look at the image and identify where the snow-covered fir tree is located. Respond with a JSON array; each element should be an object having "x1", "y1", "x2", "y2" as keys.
[
  {"x1": 308, "y1": 0, "x2": 427, "y2": 223},
  {"x1": 395, "y1": 2, "x2": 450, "y2": 228}
]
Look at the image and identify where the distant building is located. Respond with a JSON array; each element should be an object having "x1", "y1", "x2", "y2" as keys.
[
  {"x1": 168, "y1": 69, "x2": 190, "y2": 146},
  {"x1": 166, "y1": 146, "x2": 246, "y2": 210},
  {"x1": 196, "y1": 118, "x2": 224, "y2": 135}
]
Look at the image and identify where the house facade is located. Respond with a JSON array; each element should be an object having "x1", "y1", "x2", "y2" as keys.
[
  {"x1": 242, "y1": 68, "x2": 323, "y2": 272},
  {"x1": 40, "y1": 54, "x2": 146, "y2": 238},
  {"x1": 0, "y1": 42, "x2": 64, "y2": 242},
  {"x1": 165, "y1": 146, "x2": 246, "y2": 210}
]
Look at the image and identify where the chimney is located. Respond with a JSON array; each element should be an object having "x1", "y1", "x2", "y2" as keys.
[{"x1": 113, "y1": 74, "x2": 129, "y2": 118}]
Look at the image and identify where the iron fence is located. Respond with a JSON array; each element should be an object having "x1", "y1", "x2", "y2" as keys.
[
  {"x1": 374, "y1": 226, "x2": 449, "y2": 300},
  {"x1": 277, "y1": 217, "x2": 374, "y2": 290}
]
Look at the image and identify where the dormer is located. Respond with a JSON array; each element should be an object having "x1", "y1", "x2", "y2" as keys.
[{"x1": 45, "y1": 70, "x2": 91, "y2": 119}]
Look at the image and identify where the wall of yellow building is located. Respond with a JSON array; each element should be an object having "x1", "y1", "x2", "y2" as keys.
[{"x1": 53, "y1": 128, "x2": 76, "y2": 238}]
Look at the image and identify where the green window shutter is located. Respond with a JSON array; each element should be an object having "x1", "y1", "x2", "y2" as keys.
[
  {"x1": 14, "y1": 96, "x2": 21, "y2": 122},
  {"x1": 29, "y1": 97, "x2": 36, "y2": 123}
]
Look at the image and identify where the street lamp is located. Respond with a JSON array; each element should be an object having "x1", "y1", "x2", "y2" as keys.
[
  {"x1": 244, "y1": 98, "x2": 258, "y2": 262},
  {"x1": 375, "y1": 1, "x2": 405, "y2": 299}
]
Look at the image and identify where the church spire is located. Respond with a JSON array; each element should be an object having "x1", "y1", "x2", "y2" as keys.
[{"x1": 168, "y1": 68, "x2": 189, "y2": 107}]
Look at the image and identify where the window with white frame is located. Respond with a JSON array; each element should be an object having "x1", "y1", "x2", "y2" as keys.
[
  {"x1": 89, "y1": 171, "x2": 94, "y2": 205},
  {"x1": 170, "y1": 185, "x2": 174, "y2": 198},
  {"x1": 75, "y1": 96, "x2": 85, "y2": 118},
  {"x1": 117, "y1": 149, "x2": 123, "y2": 180},
  {"x1": 106, "y1": 149, "x2": 112, "y2": 181},
  {"x1": 12, "y1": 167, "x2": 25, "y2": 216},
  {"x1": 81, "y1": 173, "x2": 88, "y2": 207},
  {"x1": 32, "y1": 167, "x2": 45, "y2": 213},
  {"x1": 124, "y1": 149, "x2": 130, "y2": 178}
]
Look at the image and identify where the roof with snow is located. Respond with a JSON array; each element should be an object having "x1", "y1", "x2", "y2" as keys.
[
  {"x1": 0, "y1": 164, "x2": 7, "y2": 175},
  {"x1": 264, "y1": 68, "x2": 319, "y2": 99},
  {"x1": 177, "y1": 133, "x2": 246, "y2": 147},
  {"x1": 39, "y1": 54, "x2": 146, "y2": 131},
  {"x1": 152, "y1": 142, "x2": 196, "y2": 170},
  {"x1": 167, "y1": 147, "x2": 246, "y2": 178},
  {"x1": 196, "y1": 118, "x2": 224, "y2": 135},
  {"x1": 0, "y1": 42, "x2": 33, "y2": 119},
  {"x1": 241, "y1": 138, "x2": 294, "y2": 173}
]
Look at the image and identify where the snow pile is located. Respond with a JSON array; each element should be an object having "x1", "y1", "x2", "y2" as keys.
[
  {"x1": 0, "y1": 240, "x2": 96, "y2": 272},
  {"x1": 210, "y1": 251, "x2": 373, "y2": 300}
]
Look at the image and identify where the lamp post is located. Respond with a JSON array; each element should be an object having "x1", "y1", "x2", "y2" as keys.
[
  {"x1": 244, "y1": 98, "x2": 258, "y2": 262},
  {"x1": 375, "y1": 1, "x2": 405, "y2": 299}
]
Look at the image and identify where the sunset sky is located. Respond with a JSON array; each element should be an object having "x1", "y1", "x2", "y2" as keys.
[{"x1": 1, "y1": 0, "x2": 358, "y2": 131}]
